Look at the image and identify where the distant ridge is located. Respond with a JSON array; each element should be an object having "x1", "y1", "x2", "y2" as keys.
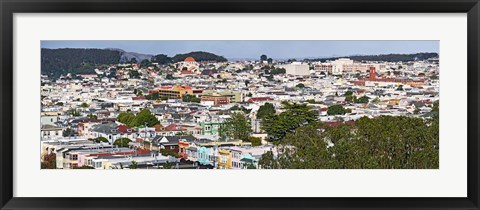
[{"x1": 303, "y1": 52, "x2": 439, "y2": 62}]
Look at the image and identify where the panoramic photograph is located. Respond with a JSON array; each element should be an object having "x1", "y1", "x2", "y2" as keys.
[{"x1": 40, "y1": 40, "x2": 439, "y2": 169}]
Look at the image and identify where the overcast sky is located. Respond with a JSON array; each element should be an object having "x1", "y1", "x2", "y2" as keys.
[{"x1": 41, "y1": 40, "x2": 439, "y2": 59}]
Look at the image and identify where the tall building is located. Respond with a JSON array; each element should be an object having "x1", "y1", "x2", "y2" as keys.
[
  {"x1": 369, "y1": 67, "x2": 376, "y2": 80},
  {"x1": 283, "y1": 62, "x2": 310, "y2": 76},
  {"x1": 331, "y1": 58, "x2": 354, "y2": 74}
]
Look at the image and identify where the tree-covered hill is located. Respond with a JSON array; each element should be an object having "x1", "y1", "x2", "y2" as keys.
[
  {"x1": 41, "y1": 48, "x2": 122, "y2": 78},
  {"x1": 304, "y1": 52, "x2": 439, "y2": 63},
  {"x1": 171, "y1": 51, "x2": 228, "y2": 62}
]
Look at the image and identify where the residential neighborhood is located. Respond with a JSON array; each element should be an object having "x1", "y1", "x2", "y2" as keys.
[{"x1": 40, "y1": 41, "x2": 440, "y2": 169}]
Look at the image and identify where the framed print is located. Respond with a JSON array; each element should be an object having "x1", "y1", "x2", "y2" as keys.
[{"x1": 1, "y1": 0, "x2": 479, "y2": 209}]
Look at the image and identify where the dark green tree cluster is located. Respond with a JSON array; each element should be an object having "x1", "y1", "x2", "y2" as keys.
[
  {"x1": 327, "y1": 105, "x2": 352, "y2": 116},
  {"x1": 128, "y1": 70, "x2": 141, "y2": 79},
  {"x1": 62, "y1": 128, "x2": 76, "y2": 137},
  {"x1": 41, "y1": 48, "x2": 121, "y2": 79},
  {"x1": 344, "y1": 91, "x2": 369, "y2": 104},
  {"x1": 296, "y1": 83, "x2": 306, "y2": 89},
  {"x1": 113, "y1": 138, "x2": 132, "y2": 147},
  {"x1": 219, "y1": 112, "x2": 252, "y2": 141},
  {"x1": 256, "y1": 103, "x2": 275, "y2": 119},
  {"x1": 261, "y1": 102, "x2": 318, "y2": 142},
  {"x1": 67, "y1": 108, "x2": 81, "y2": 116},
  {"x1": 247, "y1": 136, "x2": 262, "y2": 146},
  {"x1": 171, "y1": 51, "x2": 228, "y2": 62},
  {"x1": 265, "y1": 68, "x2": 286, "y2": 75},
  {"x1": 145, "y1": 92, "x2": 160, "y2": 100},
  {"x1": 151, "y1": 54, "x2": 172, "y2": 64},
  {"x1": 259, "y1": 114, "x2": 439, "y2": 169},
  {"x1": 117, "y1": 109, "x2": 159, "y2": 127},
  {"x1": 230, "y1": 105, "x2": 252, "y2": 114},
  {"x1": 182, "y1": 94, "x2": 201, "y2": 103},
  {"x1": 160, "y1": 149, "x2": 180, "y2": 158},
  {"x1": 129, "y1": 161, "x2": 138, "y2": 169}
]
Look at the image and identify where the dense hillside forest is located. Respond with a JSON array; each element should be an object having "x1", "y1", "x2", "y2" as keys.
[
  {"x1": 41, "y1": 48, "x2": 122, "y2": 79},
  {"x1": 304, "y1": 52, "x2": 439, "y2": 63},
  {"x1": 41, "y1": 48, "x2": 229, "y2": 79},
  {"x1": 171, "y1": 51, "x2": 228, "y2": 62}
]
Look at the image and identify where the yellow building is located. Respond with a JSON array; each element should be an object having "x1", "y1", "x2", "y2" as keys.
[
  {"x1": 217, "y1": 149, "x2": 232, "y2": 169},
  {"x1": 150, "y1": 85, "x2": 193, "y2": 99}
]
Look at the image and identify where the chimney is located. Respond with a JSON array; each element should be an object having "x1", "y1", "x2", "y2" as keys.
[{"x1": 369, "y1": 67, "x2": 376, "y2": 80}]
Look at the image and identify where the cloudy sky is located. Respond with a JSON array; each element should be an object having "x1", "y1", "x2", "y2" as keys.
[{"x1": 41, "y1": 40, "x2": 439, "y2": 59}]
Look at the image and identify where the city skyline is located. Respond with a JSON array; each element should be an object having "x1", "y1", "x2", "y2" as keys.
[{"x1": 41, "y1": 40, "x2": 439, "y2": 59}]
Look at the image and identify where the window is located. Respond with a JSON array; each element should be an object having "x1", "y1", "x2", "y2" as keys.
[{"x1": 170, "y1": 146, "x2": 175, "y2": 149}]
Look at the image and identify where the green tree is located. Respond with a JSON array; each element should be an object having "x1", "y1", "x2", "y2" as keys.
[
  {"x1": 246, "y1": 163, "x2": 257, "y2": 169},
  {"x1": 230, "y1": 105, "x2": 251, "y2": 114},
  {"x1": 256, "y1": 103, "x2": 275, "y2": 119},
  {"x1": 260, "y1": 54, "x2": 267, "y2": 61},
  {"x1": 67, "y1": 109, "x2": 81, "y2": 116},
  {"x1": 140, "y1": 59, "x2": 151, "y2": 67},
  {"x1": 262, "y1": 102, "x2": 318, "y2": 142},
  {"x1": 160, "y1": 149, "x2": 179, "y2": 158},
  {"x1": 162, "y1": 161, "x2": 174, "y2": 169},
  {"x1": 220, "y1": 112, "x2": 252, "y2": 141},
  {"x1": 327, "y1": 104, "x2": 348, "y2": 116},
  {"x1": 63, "y1": 128, "x2": 75, "y2": 137},
  {"x1": 87, "y1": 113, "x2": 97, "y2": 120},
  {"x1": 260, "y1": 115, "x2": 439, "y2": 169},
  {"x1": 129, "y1": 161, "x2": 138, "y2": 169},
  {"x1": 296, "y1": 83, "x2": 305, "y2": 89},
  {"x1": 182, "y1": 94, "x2": 201, "y2": 103},
  {"x1": 152, "y1": 54, "x2": 172, "y2": 64},
  {"x1": 128, "y1": 70, "x2": 140, "y2": 79},
  {"x1": 247, "y1": 136, "x2": 262, "y2": 146},
  {"x1": 165, "y1": 74, "x2": 174, "y2": 80},
  {"x1": 80, "y1": 103, "x2": 89, "y2": 108},
  {"x1": 113, "y1": 138, "x2": 132, "y2": 147},
  {"x1": 117, "y1": 112, "x2": 136, "y2": 125},
  {"x1": 355, "y1": 96, "x2": 370, "y2": 104},
  {"x1": 146, "y1": 92, "x2": 160, "y2": 100},
  {"x1": 267, "y1": 58, "x2": 273, "y2": 64},
  {"x1": 130, "y1": 109, "x2": 159, "y2": 127}
]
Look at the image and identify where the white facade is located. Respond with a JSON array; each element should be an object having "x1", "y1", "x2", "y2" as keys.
[
  {"x1": 331, "y1": 58, "x2": 354, "y2": 74},
  {"x1": 283, "y1": 62, "x2": 310, "y2": 76}
]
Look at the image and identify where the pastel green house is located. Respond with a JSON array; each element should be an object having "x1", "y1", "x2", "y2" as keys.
[{"x1": 200, "y1": 121, "x2": 222, "y2": 135}]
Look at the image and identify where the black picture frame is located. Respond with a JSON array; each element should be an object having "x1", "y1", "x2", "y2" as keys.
[{"x1": 1, "y1": 0, "x2": 479, "y2": 209}]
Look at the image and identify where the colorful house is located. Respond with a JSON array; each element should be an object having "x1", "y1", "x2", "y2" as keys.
[
  {"x1": 217, "y1": 149, "x2": 232, "y2": 169},
  {"x1": 200, "y1": 121, "x2": 222, "y2": 135}
]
